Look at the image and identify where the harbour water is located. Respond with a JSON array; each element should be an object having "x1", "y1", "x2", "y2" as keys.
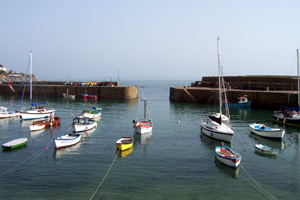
[{"x1": 0, "y1": 80, "x2": 299, "y2": 200}]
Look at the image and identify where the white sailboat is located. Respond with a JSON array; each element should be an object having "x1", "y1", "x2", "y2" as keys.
[
  {"x1": 200, "y1": 37, "x2": 234, "y2": 143},
  {"x1": 133, "y1": 95, "x2": 153, "y2": 134},
  {"x1": 20, "y1": 51, "x2": 55, "y2": 120},
  {"x1": 273, "y1": 49, "x2": 300, "y2": 125}
]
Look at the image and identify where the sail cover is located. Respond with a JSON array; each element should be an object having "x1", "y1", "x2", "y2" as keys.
[{"x1": 209, "y1": 114, "x2": 222, "y2": 125}]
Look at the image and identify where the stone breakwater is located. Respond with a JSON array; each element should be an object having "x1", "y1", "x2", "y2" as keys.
[
  {"x1": 170, "y1": 76, "x2": 300, "y2": 110},
  {"x1": 0, "y1": 84, "x2": 138, "y2": 100}
]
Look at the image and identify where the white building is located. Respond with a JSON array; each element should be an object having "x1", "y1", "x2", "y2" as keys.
[{"x1": 0, "y1": 64, "x2": 7, "y2": 72}]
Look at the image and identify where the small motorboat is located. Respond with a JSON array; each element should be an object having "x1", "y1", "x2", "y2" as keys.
[
  {"x1": 227, "y1": 95, "x2": 252, "y2": 108},
  {"x1": 72, "y1": 116, "x2": 97, "y2": 132},
  {"x1": 215, "y1": 145, "x2": 241, "y2": 168},
  {"x1": 29, "y1": 124, "x2": 45, "y2": 132},
  {"x1": 116, "y1": 137, "x2": 133, "y2": 151},
  {"x1": 249, "y1": 123, "x2": 285, "y2": 139},
  {"x1": 2, "y1": 138, "x2": 28, "y2": 149},
  {"x1": 82, "y1": 107, "x2": 101, "y2": 119},
  {"x1": 255, "y1": 144, "x2": 278, "y2": 155},
  {"x1": 133, "y1": 97, "x2": 153, "y2": 134},
  {"x1": 81, "y1": 94, "x2": 98, "y2": 100},
  {"x1": 54, "y1": 133, "x2": 81, "y2": 149},
  {"x1": 0, "y1": 106, "x2": 20, "y2": 119}
]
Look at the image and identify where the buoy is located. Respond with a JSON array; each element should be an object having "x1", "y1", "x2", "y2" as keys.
[
  {"x1": 45, "y1": 147, "x2": 49, "y2": 150},
  {"x1": 178, "y1": 120, "x2": 181, "y2": 124}
]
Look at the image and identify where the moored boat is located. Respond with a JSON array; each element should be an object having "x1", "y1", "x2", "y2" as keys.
[
  {"x1": 227, "y1": 95, "x2": 252, "y2": 107},
  {"x1": 2, "y1": 138, "x2": 28, "y2": 149},
  {"x1": 29, "y1": 124, "x2": 45, "y2": 132},
  {"x1": 273, "y1": 49, "x2": 300, "y2": 125},
  {"x1": 33, "y1": 115, "x2": 61, "y2": 126},
  {"x1": 255, "y1": 144, "x2": 278, "y2": 155},
  {"x1": 0, "y1": 106, "x2": 20, "y2": 119},
  {"x1": 117, "y1": 147, "x2": 133, "y2": 158},
  {"x1": 72, "y1": 116, "x2": 97, "y2": 132},
  {"x1": 20, "y1": 51, "x2": 55, "y2": 120},
  {"x1": 33, "y1": 116, "x2": 61, "y2": 127},
  {"x1": 133, "y1": 96, "x2": 153, "y2": 134},
  {"x1": 215, "y1": 145, "x2": 241, "y2": 168},
  {"x1": 249, "y1": 123, "x2": 285, "y2": 139},
  {"x1": 200, "y1": 118, "x2": 234, "y2": 143},
  {"x1": 63, "y1": 88, "x2": 76, "y2": 99},
  {"x1": 82, "y1": 94, "x2": 98, "y2": 100},
  {"x1": 200, "y1": 37, "x2": 234, "y2": 143},
  {"x1": 82, "y1": 107, "x2": 101, "y2": 119},
  {"x1": 116, "y1": 137, "x2": 133, "y2": 151},
  {"x1": 54, "y1": 133, "x2": 81, "y2": 149}
]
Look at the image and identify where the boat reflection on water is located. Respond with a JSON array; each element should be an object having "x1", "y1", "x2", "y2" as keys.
[
  {"x1": 200, "y1": 133, "x2": 232, "y2": 150},
  {"x1": 215, "y1": 157, "x2": 240, "y2": 178},
  {"x1": 81, "y1": 128, "x2": 96, "y2": 137},
  {"x1": 249, "y1": 133, "x2": 284, "y2": 150},
  {"x1": 29, "y1": 128, "x2": 46, "y2": 138},
  {"x1": 79, "y1": 129, "x2": 96, "y2": 145},
  {"x1": 0, "y1": 117, "x2": 19, "y2": 126},
  {"x1": 117, "y1": 147, "x2": 133, "y2": 158},
  {"x1": 134, "y1": 131, "x2": 152, "y2": 145},
  {"x1": 54, "y1": 142, "x2": 81, "y2": 159}
]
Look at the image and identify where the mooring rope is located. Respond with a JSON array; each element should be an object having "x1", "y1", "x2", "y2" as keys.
[
  {"x1": 1, "y1": 139, "x2": 54, "y2": 176},
  {"x1": 89, "y1": 149, "x2": 120, "y2": 200},
  {"x1": 234, "y1": 134, "x2": 247, "y2": 152},
  {"x1": 240, "y1": 164, "x2": 278, "y2": 200}
]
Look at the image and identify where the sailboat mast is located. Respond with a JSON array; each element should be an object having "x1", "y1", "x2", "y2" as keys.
[
  {"x1": 217, "y1": 37, "x2": 222, "y2": 115},
  {"x1": 297, "y1": 49, "x2": 299, "y2": 111},
  {"x1": 144, "y1": 99, "x2": 147, "y2": 120},
  {"x1": 30, "y1": 51, "x2": 33, "y2": 101}
]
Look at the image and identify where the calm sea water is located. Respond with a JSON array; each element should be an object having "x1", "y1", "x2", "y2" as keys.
[{"x1": 0, "y1": 80, "x2": 299, "y2": 200}]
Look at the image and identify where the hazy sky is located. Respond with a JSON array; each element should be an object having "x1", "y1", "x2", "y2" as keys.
[{"x1": 1, "y1": 0, "x2": 300, "y2": 81}]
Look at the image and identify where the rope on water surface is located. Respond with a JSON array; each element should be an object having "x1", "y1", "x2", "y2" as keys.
[
  {"x1": 90, "y1": 149, "x2": 120, "y2": 200},
  {"x1": 240, "y1": 164, "x2": 278, "y2": 200},
  {"x1": 1, "y1": 139, "x2": 54, "y2": 176},
  {"x1": 233, "y1": 134, "x2": 247, "y2": 153}
]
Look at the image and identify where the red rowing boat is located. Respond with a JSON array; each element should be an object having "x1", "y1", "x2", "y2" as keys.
[{"x1": 33, "y1": 116, "x2": 61, "y2": 127}]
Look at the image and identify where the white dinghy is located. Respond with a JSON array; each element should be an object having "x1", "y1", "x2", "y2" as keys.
[
  {"x1": 255, "y1": 144, "x2": 278, "y2": 155},
  {"x1": 54, "y1": 133, "x2": 81, "y2": 149},
  {"x1": 29, "y1": 124, "x2": 45, "y2": 132},
  {"x1": 249, "y1": 123, "x2": 285, "y2": 139}
]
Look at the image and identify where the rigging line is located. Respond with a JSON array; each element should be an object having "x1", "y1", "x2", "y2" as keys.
[
  {"x1": 20, "y1": 56, "x2": 31, "y2": 108},
  {"x1": 90, "y1": 149, "x2": 120, "y2": 200},
  {"x1": 1, "y1": 139, "x2": 54, "y2": 176},
  {"x1": 240, "y1": 164, "x2": 278, "y2": 200}
]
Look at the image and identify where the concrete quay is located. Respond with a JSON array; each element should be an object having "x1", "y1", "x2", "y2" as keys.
[{"x1": 0, "y1": 84, "x2": 138, "y2": 100}]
